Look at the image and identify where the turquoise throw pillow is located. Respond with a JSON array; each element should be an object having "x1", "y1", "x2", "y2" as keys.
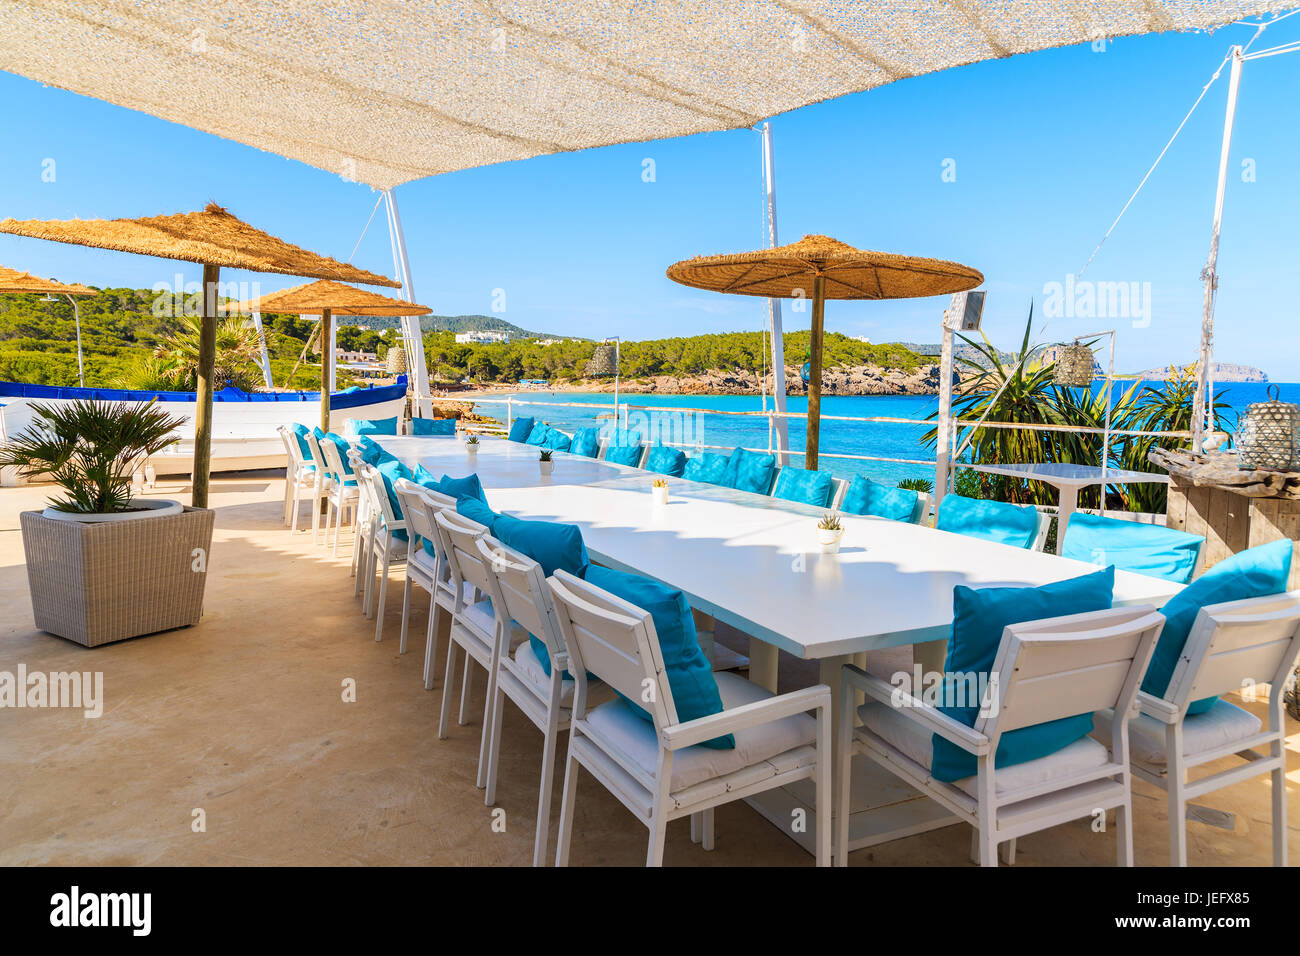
[
  {"x1": 357, "y1": 435, "x2": 397, "y2": 466},
  {"x1": 288, "y1": 423, "x2": 314, "y2": 463},
  {"x1": 545, "y1": 429, "x2": 572, "y2": 452},
  {"x1": 582, "y1": 564, "x2": 733, "y2": 749},
  {"x1": 721, "y1": 447, "x2": 777, "y2": 495},
  {"x1": 645, "y1": 445, "x2": 687, "y2": 477},
  {"x1": 375, "y1": 459, "x2": 412, "y2": 541},
  {"x1": 1144, "y1": 539, "x2": 1292, "y2": 714},
  {"x1": 841, "y1": 476, "x2": 918, "y2": 521},
  {"x1": 507, "y1": 416, "x2": 535, "y2": 443},
  {"x1": 604, "y1": 432, "x2": 643, "y2": 467},
  {"x1": 411, "y1": 417, "x2": 456, "y2": 437},
  {"x1": 771, "y1": 466, "x2": 835, "y2": 508},
  {"x1": 682, "y1": 452, "x2": 730, "y2": 485},
  {"x1": 438, "y1": 472, "x2": 488, "y2": 505},
  {"x1": 456, "y1": 496, "x2": 498, "y2": 532},
  {"x1": 525, "y1": 422, "x2": 551, "y2": 446},
  {"x1": 931, "y1": 567, "x2": 1116, "y2": 782},
  {"x1": 571, "y1": 427, "x2": 600, "y2": 458},
  {"x1": 1063, "y1": 512, "x2": 1204, "y2": 584},
  {"x1": 322, "y1": 431, "x2": 354, "y2": 477},
  {"x1": 937, "y1": 494, "x2": 1040, "y2": 549},
  {"x1": 349, "y1": 416, "x2": 399, "y2": 437}
]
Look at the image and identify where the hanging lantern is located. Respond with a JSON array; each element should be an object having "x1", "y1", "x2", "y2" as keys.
[
  {"x1": 386, "y1": 346, "x2": 407, "y2": 375},
  {"x1": 1053, "y1": 341, "x2": 1096, "y2": 387},
  {"x1": 588, "y1": 343, "x2": 618, "y2": 377},
  {"x1": 1236, "y1": 385, "x2": 1300, "y2": 472},
  {"x1": 800, "y1": 360, "x2": 812, "y2": 384}
]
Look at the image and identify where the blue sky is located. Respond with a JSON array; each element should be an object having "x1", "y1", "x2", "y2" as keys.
[{"x1": 1, "y1": 20, "x2": 1298, "y2": 378}]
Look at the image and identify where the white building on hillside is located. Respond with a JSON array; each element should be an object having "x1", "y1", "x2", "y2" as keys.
[{"x1": 455, "y1": 330, "x2": 510, "y2": 344}]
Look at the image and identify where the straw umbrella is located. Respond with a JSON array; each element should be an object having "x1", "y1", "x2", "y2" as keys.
[
  {"x1": 0, "y1": 265, "x2": 97, "y2": 387},
  {"x1": 667, "y1": 234, "x2": 981, "y2": 470},
  {"x1": 237, "y1": 280, "x2": 431, "y2": 433},
  {"x1": 0, "y1": 204, "x2": 398, "y2": 507}
]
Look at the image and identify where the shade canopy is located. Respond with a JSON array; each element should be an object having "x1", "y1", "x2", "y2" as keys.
[
  {"x1": 0, "y1": 264, "x2": 97, "y2": 296},
  {"x1": 666, "y1": 234, "x2": 983, "y2": 300},
  {"x1": 0, "y1": 2, "x2": 1284, "y2": 190},
  {"x1": 237, "y1": 279, "x2": 429, "y2": 317},
  {"x1": 0, "y1": 204, "x2": 398, "y2": 287}
]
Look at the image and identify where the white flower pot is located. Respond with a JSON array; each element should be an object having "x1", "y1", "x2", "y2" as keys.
[
  {"x1": 539, "y1": 460, "x2": 554, "y2": 476},
  {"x1": 652, "y1": 485, "x2": 669, "y2": 506},
  {"x1": 817, "y1": 526, "x2": 844, "y2": 554},
  {"x1": 465, "y1": 442, "x2": 479, "y2": 456},
  {"x1": 42, "y1": 498, "x2": 184, "y2": 522}
]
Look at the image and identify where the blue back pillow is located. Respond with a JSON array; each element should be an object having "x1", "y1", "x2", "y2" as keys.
[
  {"x1": 841, "y1": 476, "x2": 918, "y2": 521},
  {"x1": 410, "y1": 417, "x2": 456, "y2": 437},
  {"x1": 571, "y1": 427, "x2": 600, "y2": 458},
  {"x1": 582, "y1": 564, "x2": 733, "y2": 749},
  {"x1": 288, "y1": 423, "x2": 315, "y2": 463},
  {"x1": 721, "y1": 447, "x2": 777, "y2": 495},
  {"x1": 771, "y1": 466, "x2": 834, "y2": 508},
  {"x1": 937, "y1": 494, "x2": 1040, "y2": 549},
  {"x1": 545, "y1": 429, "x2": 572, "y2": 453},
  {"x1": 357, "y1": 435, "x2": 397, "y2": 467},
  {"x1": 348, "y1": 416, "x2": 399, "y2": 437},
  {"x1": 1144, "y1": 539, "x2": 1292, "y2": 714},
  {"x1": 525, "y1": 422, "x2": 552, "y2": 446},
  {"x1": 438, "y1": 472, "x2": 488, "y2": 504},
  {"x1": 507, "y1": 416, "x2": 535, "y2": 443},
  {"x1": 375, "y1": 459, "x2": 412, "y2": 540},
  {"x1": 604, "y1": 430, "x2": 643, "y2": 467},
  {"x1": 682, "y1": 451, "x2": 730, "y2": 485},
  {"x1": 456, "y1": 496, "x2": 499, "y2": 533},
  {"x1": 1063, "y1": 512, "x2": 1203, "y2": 584},
  {"x1": 645, "y1": 445, "x2": 686, "y2": 477},
  {"x1": 322, "y1": 431, "x2": 355, "y2": 477},
  {"x1": 932, "y1": 567, "x2": 1115, "y2": 782}
]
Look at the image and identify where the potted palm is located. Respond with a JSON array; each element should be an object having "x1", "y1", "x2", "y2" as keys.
[{"x1": 0, "y1": 399, "x2": 216, "y2": 647}]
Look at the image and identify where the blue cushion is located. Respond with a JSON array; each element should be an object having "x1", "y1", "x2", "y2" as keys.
[
  {"x1": 932, "y1": 567, "x2": 1116, "y2": 782},
  {"x1": 582, "y1": 564, "x2": 733, "y2": 749},
  {"x1": 571, "y1": 427, "x2": 600, "y2": 458},
  {"x1": 1063, "y1": 512, "x2": 1203, "y2": 584},
  {"x1": 721, "y1": 447, "x2": 777, "y2": 495},
  {"x1": 525, "y1": 422, "x2": 551, "y2": 446},
  {"x1": 288, "y1": 423, "x2": 314, "y2": 462},
  {"x1": 682, "y1": 452, "x2": 730, "y2": 485},
  {"x1": 456, "y1": 496, "x2": 499, "y2": 532},
  {"x1": 545, "y1": 429, "x2": 572, "y2": 453},
  {"x1": 348, "y1": 416, "x2": 399, "y2": 437},
  {"x1": 1144, "y1": 539, "x2": 1293, "y2": 714},
  {"x1": 438, "y1": 472, "x2": 488, "y2": 505},
  {"x1": 375, "y1": 459, "x2": 412, "y2": 541},
  {"x1": 771, "y1": 466, "x2": 835, "y2": 508},
  {"x1": 937, "y1": 494, "x2": 1040, "y2": 549},
  {"x1": 644, "y1": 445, "x2": 687, "y2": 477},
  {"x1": 604, "y1": 432, "x2": 644, "y2": 467},
  {"x1": 507, "y1": 416, "x2": 535, "y2": 443},
  {"x1": 357, "y1": 435, "x2": 397, "y2": 467},
  {"x1": 841, "y1": 476, "x2": 919, "y2": 521},
  {"x1": 410, "y1": 417, "x2": 456, "y2": 437},
  {"x1": 322, "y1": 431, "x2": 354, "y2": 476}
]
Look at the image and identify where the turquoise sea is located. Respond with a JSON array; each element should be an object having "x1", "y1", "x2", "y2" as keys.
[{"x1": 473, "y1": 382, "x2": 1300, "y2": 486}]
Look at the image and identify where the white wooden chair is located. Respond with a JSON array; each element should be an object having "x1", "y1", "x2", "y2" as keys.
[
  {"x1": 547, "y1": 568, "x2": 833, "y2": 866},
  {"x1": 318, "y1": 436, "x2": 360, "y2": 557},
  {"x1": 1093, "y1": 591, "x2": 1300, "y2": 866},
  {"x1": 392, "y1": 479, "x2": 459, "y2": 663},
  {"x1": 303, "y1": 431, "x2": 337, "y2": 546},
  {"x1": 434, "y1": 509, "x2": 520, "y2": 790},
  {"x1": 838, "y1": 605, "x2": 1164, "y2": 867},
  {"x1": 276, "y1": 425, "x2": 317, "y2": 528},
  {"x1": 476, "y1": 536, "x2": 612, "y2": 866},
  {"x1": 348, "y1": 447, "x2": 374, "y2": 591},
  {"x1": 355, "y1": 463, "x2": 408, "y2": 641}
]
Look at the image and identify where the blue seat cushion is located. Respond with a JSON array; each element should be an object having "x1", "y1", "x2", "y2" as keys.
[
  {"x1": 288, "y1": 422, "x2": 314, "y2": 462},
  {"x1": 507, "y1": 416, "x2": 536, "y2": 443},
  {"x1": 682, "y1": 452, "x2": 730, "y2": 485},
  {"x1": 348, "y1": 416, "x2": 399, "y2": 437},
  {"x1": 937, "y1": 494, "x2": 1040, "y2": 549},
  {"x1": 322, "y1": 431, "x2": 354, "y2": 476},
  {"x1": 581, "y1": 564, "x2": 733, "y2": 749},
  {"x1": 1144, "y1": 539, "x2": 1293, "y2": 714},
  {"x1": 1063, "y1": 512, "x2": 1204, "y2": 584},
  {"x1": 644, "y1": 445, "x2": 687, "y2": 477},
  {"x1": 410, "y1": 417, "x2": 456, "y2": 437},
  {"x1": 721, "y1": 447, "x2": 777, "y2": 495},
  {"x1": 841, "y1": 476, "x2": 918, "y2": 521},
  {"x1": 571, "y1": 427, "x2": 600, "y2": 458},
  {"x1": 375, "y1": 459, "x2": 411, "y2": 541},
  {"x1": 931, "y1": 567, "x2": 1116, "y2": 782},
  {"x1": 604, "y1": 431, "x2": 643, "y2": 467},
  {"x1": 771, "y1": 466, "x2": 835, "y2": 508},
  {"x1": 525, "y1": 422, "x2": 552, "y2": 446}
]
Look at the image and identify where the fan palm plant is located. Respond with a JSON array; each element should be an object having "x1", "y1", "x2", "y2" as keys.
[
  {"x1": 152, "y1": 314, "x2": 269, "y2": 392},
  {"x1": 0, "y1": 399, "x2": 186, "y2": 513}
]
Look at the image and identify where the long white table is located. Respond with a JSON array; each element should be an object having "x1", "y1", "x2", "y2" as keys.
[{"x1": 380, "y1": 437, "x2": 1183, "y2": 854}]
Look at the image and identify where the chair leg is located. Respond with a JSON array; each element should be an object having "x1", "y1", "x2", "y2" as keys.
[
  {"x1": 701, "y1": 807, "x2": 716, "y2": 852},
  {"x1": 978, "y1": 831, "x2": 998, "y2": 867},
  {"x1": 374, "y1": 551, "x2": 391, "y2": 642},
  {"x1": 331, "y1": 501, "x2": 343, "y2": 557},
  {"x1": 437, "y1": 641, "x2": 458, "y2": 741},
  {"x1": 475, "y1": 655, "x2": 500, "y2": 790},
  {"x1": 290, "y1": 485, "x2": 302, "y2": 533},
  {"x1": 555, "y1": 752, "x2": 580, "y2": 867},
  {"x1": 485, "y1": 685, "x2": 508, "y2": 807},
  {"x1": 646, "y1": 813, "x2": 668, "y2": 867},
  {"x1": 458, "y1": 652, "x2": 473, "y2": 726},
  {"x1": 282, "y1": 476, "x2": 293, "y2": 525},
  {"x1": 690, "y1": 812, "x2": 702, "y2": 844},
  {"x1": 1000, "y1": 838, "x2": 1017, "y2": 866},
  {"x1": 834, "y1": 692, "x2": 854, "y2": 867},
  {"x1": 311, "y1": 487, "x2": 322, "y2": 545},
  {"x1": 1117, "y1": 801, "x2": 1134, "y2": 867},
  {"x1": 816, "y1": 698, "x2": 832, "y2": 867},
  {"x1": 423, "y1": 598, "x2": 441, "y2": 690},
  {"x1": 398, "y1": 575, "x2": 413, "y2": 653},
  {"x1": 1273, "y1": 760, "x2": 1288, "y2": 867},
  {"x1": 1168, "y1": 786, "x2": 1188, "y2": 867}
]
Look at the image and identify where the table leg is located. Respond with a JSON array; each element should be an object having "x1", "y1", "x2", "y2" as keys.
[
  {"x1": 1055, "y1": 487, "x2": 1080, "y2": 555},
  {"x1": 749, "y1": 638, "x2": 779, "y2": 692},
  {"x1": 820, "y1": 653, "x2": 851, "y2": 837}
]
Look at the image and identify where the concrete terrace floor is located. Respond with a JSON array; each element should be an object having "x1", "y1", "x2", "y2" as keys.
[{"x1": 1, "y1": 472, "x2": 1298, "y2": 867}]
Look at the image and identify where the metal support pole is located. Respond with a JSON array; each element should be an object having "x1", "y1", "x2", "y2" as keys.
[
  {"x1": 761, "y1": 122, "x2": 791, "y2": 464},
  {"x1": 250, "y1": 310, "x2": 274, "y2": 389},
  {"x1": 65, "y1": 294, "x2": 85, "y2": 388},
  {"x1": 1193, "y1": 45, "x2": 1243, "y2": 451},
  {"x1": 383, "y1": 187, "x2": 433, "y2": 418},
  {"x1": 320, "y1": 307, "x2": 332, "y2": 434},
  {"x1": 1101, "y1": 332, "x2": 1115, "y2": 514},
  {"x1": 935, "y1": 318, "x2": 955, "y2": 510}
]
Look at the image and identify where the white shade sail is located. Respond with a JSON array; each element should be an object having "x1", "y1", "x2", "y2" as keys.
[{"x1": 0, "y1": 1, "x2": 1287, "y2": 190}]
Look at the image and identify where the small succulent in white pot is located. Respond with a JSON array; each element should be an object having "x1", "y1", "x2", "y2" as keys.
[
  {"x1": 538, "y1": 447, "x2": 554, "y2": 475},
  {"x1": 651, "y1": 476, "x2": 669, "y2": 506},
  {"x1": 816, "y1": 512, "x2": 845, "y2": 554},
  {"x1": 465, "y1": 434, "x2": 479, "y2": 454}
]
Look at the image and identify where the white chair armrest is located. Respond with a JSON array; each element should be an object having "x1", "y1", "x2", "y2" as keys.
[
  {"x1": 1137, "y1": 691, "x2": 1180, "y2": 724},
  {"x1": 661, "y1": 684, "x2": 830, "y2": 751},
  {"x1": 842, "y1": 664, "x2": 990, "y2": 755}
]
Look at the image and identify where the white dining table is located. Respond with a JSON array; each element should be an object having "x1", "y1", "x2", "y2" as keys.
[{"x1": 379, "y1": 436, "x2": 1183, "y2": 855}]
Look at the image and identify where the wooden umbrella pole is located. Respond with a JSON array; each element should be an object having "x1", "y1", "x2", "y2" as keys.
[
  {"x1": 191, "y1": 262, "x2": 220, "y2": 509},
  {"x1": 320, "y1": 307, "x2": 332, "y2": 433},
  {"x1": 806, "y1": 274, "x2": 825, "y2": 471}
]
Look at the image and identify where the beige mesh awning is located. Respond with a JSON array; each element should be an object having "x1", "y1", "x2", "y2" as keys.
[{"x1": 0, "y1": 1, "x2": 1285, "y2": 190}]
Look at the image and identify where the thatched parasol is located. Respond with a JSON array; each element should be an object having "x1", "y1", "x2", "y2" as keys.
[
  {"x1": 0, "y1": 204, "x2": 400, "y2": 507},
  {"x1": 238, "y1": 280, "x2": 430, "y2": 433},
  {"x1": 667, "y1": 234, "x2": 982, "y2": 470},
  {"x1": 0, "y1": 264, "x2": 99, "y2": 387}
]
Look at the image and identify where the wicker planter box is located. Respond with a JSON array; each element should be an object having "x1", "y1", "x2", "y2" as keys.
[{"x1": 19, "y1": 506, "x2": 215, "y2": 647}]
